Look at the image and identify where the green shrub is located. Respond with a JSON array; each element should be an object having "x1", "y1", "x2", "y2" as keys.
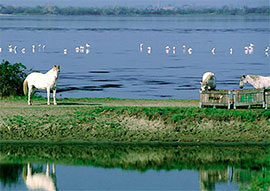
[{"x1": 0, "y1": 60, "x2": 28, "y2": 97}]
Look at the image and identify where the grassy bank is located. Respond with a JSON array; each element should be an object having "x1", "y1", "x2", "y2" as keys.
[{"x1": 0, "y1": 97, "x2": 270, "y2": 144}]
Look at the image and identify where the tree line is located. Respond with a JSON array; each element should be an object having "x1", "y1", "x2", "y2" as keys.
[{"x1": 0, "y1": 5, "x2": 269, "y2": 16}]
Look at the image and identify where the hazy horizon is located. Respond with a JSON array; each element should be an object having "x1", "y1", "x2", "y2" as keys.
[{"x1": 0, "y1": 0, "x2": 269, "y2": 8}]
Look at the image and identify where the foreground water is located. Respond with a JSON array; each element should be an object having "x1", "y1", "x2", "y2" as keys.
[
  {"x1": 0, "y1": 144, "x2": 269, "y2": 191},
  {"x1": 0, "y1": 15, "x2": 269, "y2": 99}
]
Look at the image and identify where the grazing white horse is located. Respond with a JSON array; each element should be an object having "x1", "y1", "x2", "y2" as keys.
[
  {"x1": 200, "y1": 72, "x2": 216, "y2": 91},
  {"x1": 239, "y1": 75, "x2": 270, "y2": 89},
  {"x1": 23, "y1": 163, "x2": 56, "y2": 191},
  {"x1": 23, "y1": 65, "x2": 60, "y2": 105}
]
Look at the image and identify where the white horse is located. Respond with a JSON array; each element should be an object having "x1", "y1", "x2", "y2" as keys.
[
  {"x1": 23, "y1": 163, "x2": 56, "y2": 191},
  {"x1": 239, "y1": 75, "x2": 270, "y2": 89},
  {"x1": 23, "y1": 65, "x2": 60, "y2": 105},
  {"x1": 200, "y1": 72, "x2": 216, "y2": 91}
]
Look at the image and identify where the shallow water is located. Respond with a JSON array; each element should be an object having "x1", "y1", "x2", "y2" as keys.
[
  {"x1": 1, "y1": 144, "x2": 269, "y2": 191},
  {"x1": 0, "y1": 15, "x2": 269, "y2": 99}
]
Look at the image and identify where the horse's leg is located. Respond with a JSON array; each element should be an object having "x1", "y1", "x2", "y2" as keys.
[
  {"x1": 47, "y1": 87, "x2": 50, "y2": 105},
  {"x1": 28, "y1": 86, "x2": 32, "y2": 105},
  {"x1": 46, "y1": 163, "x2": 49, "y2": 177},
  {"x1": 52, "y1": 163, "x2": 55, "y2": 174},
  {"x1": 53, "y1": 89, "x2": 57, "y2": 105},
  {"x1": 27, "y1": 163, "x2": 31, "y2": 176}
]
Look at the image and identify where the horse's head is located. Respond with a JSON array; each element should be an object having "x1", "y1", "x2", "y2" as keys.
[
  {"x1": 201, "y1": 73, "x2": 215, "y2": 91},
  {"x1": 239, "y1": 75, "x2": 247, "y2": 89},
  {"x1": 53, "y1": 65, "x2": 60, "y2": 73},
  {"x1": 200, "y1": 81, "x2": 208, "y2": 91}
]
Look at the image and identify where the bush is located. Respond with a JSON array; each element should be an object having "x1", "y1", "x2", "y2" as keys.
[{"x1": 0, "y1": 60, "x2": 28, "y2": 97}]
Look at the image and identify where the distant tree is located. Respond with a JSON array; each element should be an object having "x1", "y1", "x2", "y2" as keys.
[{"x1": 0, "y1": 4, "x2": 269, "y2": 16}]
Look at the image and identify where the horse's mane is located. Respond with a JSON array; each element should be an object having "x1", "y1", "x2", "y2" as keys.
[
  {"x1": 248, "y1": 75, "x2": 260, "y2": 81},
  {"x1": 201, "y1": 73, "x2": 214, "y2": 86}
]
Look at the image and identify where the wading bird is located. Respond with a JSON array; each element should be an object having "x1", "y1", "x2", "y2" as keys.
[
  {"x1": 139, "y1": 43, "x2": 143, "y2": 52},
  {"x1": 211, "y1": 48, "x2": 216, "y2": 55},
  {"x1": 188, "y1": 48, "x2": 192, "y2": 54},
  {"x1": 147, "y1": 46, "x2": 151, "y2": 54},
  {"x1": 165, "y1": 46, "x2": 170, "y2": 54},
  {"x1": 21, "y1": 48, "x2": 26, "y2": 54}
]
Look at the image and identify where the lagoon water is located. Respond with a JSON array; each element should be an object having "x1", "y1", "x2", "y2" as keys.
[
  {"x1": 1, "y1": 144, "x2": 269, "y2": 191},
  {"x1": 0, "y1": 15, "x2": 269, "y2": 99},
  {"x1": 0, "y1": 16, "x2": 270, "y2": 191}
]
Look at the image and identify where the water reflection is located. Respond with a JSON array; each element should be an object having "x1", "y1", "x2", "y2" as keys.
[
  {"x1": 0, "y1": 144, "x2": 269, "y2": 190},
  {"x1": 0, "y1": 164, "x2": 23, "y2": 187},
  {"x1": 23, "y1": 163, "x2": 56, "y2": 191}
]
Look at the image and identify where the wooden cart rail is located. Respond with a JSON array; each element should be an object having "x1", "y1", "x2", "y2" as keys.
[{"x1": 200, "y1": 89, "x2": 270, "y2": 109}]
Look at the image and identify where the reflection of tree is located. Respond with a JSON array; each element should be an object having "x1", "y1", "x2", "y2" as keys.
[
  {"x1": 1, "y1": 144, "x2": 269, "y2": 172},
  {"x1": 232, "y1": 168, "x2": 252, "y2": 184},
  {"x1": 234, "y1": 167, "x2": 270, "y2": 190},
  {"x1": 199, "y1": 166, "x2": 270, "y2": 191},
  {"x1": 0, "y1": 164, "x2": 23, "y2": 187}
]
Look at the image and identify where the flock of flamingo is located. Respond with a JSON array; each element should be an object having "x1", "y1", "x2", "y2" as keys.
[
  {"x1": 140, "y1": 43, "x2": 270, "y2": 56},
  {"x1": 0, "y1": 42, "x2": 269, "y2": 56}
]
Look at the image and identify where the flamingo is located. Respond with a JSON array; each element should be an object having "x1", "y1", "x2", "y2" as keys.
[
  {"x1": 248, "y1": 43, "x2": 254, "y2": 54},
  {"x1": 230, "y1": 48, "x2": 233, "y2": 55},
  {"x1": 14, "y1": 46, "x2": 17, "y2": 54},
  {"x1": 244, "y1": 46, "x2": 249, "y2": 54},
  {"x1": 139, "y1": 43, "x2": 143, "y2": 52},
  {"x1": 211, "y1": 48, "x2": 216, "y2": 55},
  {"x1": 165, "y1": 46, "x2": 170, "y2": 54},
  {"x1": 182, "y1": 44, "x2": 186, "y2": 53},
  {"x1": 21, "y1": 48, "x2": 26, "y2": 54},
  {"x1": 80, "y1": 46, "x2": 84, "y2": 53},
  {"x1": 147, "y1": 46, "x2": 151, "y2": 54},
  {"x1": 32, "y1": 45, "x2": 35, "y2": 53},
  {"x1": 188, "y1": 48, "x2": 192, "y2": 54},
  {"x1": 172, "y1": 46, "x2": 176, "y2": 54},
  {"x1": 8, "y1": 44, "x2": 12, "y2": 52},
  {"x1": 265, "y1": 47, "x2": 269, "y2": 57}
]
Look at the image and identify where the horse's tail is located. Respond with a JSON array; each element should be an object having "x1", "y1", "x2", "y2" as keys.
[{"x1": 23, "y1": 78, "x2": 28, "y2": 96}]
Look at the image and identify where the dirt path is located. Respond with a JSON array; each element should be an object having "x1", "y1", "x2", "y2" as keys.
[{"x1": 0, "y1": 98, "x2": 200, "y2": 108}]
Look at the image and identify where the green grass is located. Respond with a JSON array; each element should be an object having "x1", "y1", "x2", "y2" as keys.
[{"x1": 0, "y1": 98, "x2": 270, "y2": 144}]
